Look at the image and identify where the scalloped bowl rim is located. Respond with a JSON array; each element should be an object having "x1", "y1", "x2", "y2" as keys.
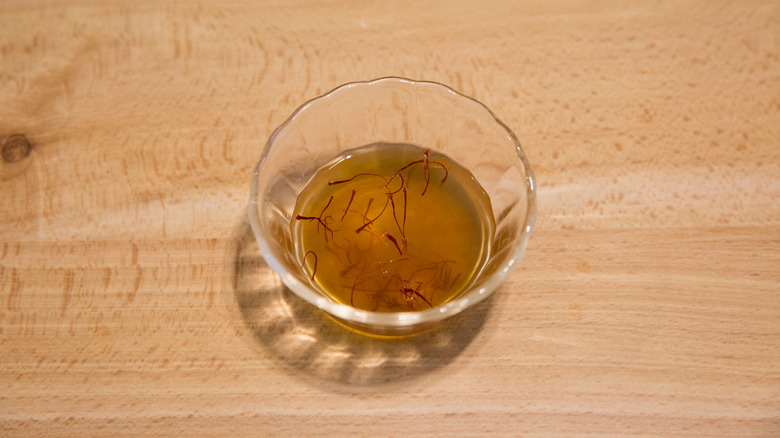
[{"x1": 248, "y1": 77, "x2": 537, "y2": 327}]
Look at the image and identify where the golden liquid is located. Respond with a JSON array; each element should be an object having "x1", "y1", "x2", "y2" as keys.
[{"x1": 291, "y1": 143, "x2": 495, "y2": 312}]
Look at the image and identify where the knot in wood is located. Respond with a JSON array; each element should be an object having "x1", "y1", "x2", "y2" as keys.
[{"x1": 2, "y1": 134, "x2": 32, "y2": 163}]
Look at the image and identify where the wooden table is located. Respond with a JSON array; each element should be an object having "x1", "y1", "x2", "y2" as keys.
[{"x1": 2, "y1": 1, "x2": 778, "y2": 436}]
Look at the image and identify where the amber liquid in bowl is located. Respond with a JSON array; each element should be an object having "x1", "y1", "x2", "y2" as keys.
[{"x1": 291, "y1": 143, "x2": 495, "y2": 312}]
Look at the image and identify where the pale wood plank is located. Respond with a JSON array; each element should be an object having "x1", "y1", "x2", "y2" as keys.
[{"x1": 1, "y1": 1, "x2": 778, "y2": 436}]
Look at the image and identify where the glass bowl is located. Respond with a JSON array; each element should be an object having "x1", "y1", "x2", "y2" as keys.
[{"x1": 248, "y1": 77, "x2": 536, "y2": 336}]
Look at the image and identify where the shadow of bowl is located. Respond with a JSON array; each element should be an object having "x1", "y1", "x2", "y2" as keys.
[{"x1": 231, "y1": 221, "x2": 494, "y2": 389}]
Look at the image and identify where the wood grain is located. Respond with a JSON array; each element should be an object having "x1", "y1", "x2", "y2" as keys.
[{"x1": 1, "y1": 0, "x2": 779, "y2": 436}]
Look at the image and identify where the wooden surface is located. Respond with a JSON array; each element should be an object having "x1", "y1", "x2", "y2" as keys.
[{"x1": 1, "y1": 0, "x2": 779, "y2": 436}]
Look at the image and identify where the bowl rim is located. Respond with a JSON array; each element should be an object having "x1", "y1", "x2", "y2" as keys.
[{"x1": 248, "y1": 76, "x2": 537, "y2": 327}]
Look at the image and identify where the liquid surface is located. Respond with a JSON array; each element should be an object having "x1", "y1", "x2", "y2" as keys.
[{"x1": 291, "y1": 143, "x2": 495, "y2": 312}]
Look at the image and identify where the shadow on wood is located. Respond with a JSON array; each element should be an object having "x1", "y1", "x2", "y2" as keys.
[{"x1": 231, "y1": 220, "x2": 493, "y2": 389}]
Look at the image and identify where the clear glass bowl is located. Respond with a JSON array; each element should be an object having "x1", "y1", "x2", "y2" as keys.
[{"x1": 248, "y1": 77, "x2": 536, "y2": 336}]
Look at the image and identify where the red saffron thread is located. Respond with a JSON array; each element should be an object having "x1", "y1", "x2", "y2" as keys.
[
  {"x1": 383, "y1": 232, "x2": 403, "y2": 255},
  {"x1": 341, "y1": 189, "x2": 357, "y2": 221},
  {"x1": 295, "y1": 195, "x2": 336, "y2": 242},
  {"x1": 301, "y1": 250, "x2": 318, "y2": 281}
]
